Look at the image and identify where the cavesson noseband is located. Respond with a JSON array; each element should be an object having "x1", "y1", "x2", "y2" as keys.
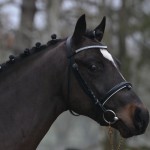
[{"x1": 66, "y1": 37, "x2": 132, "y2": 124}]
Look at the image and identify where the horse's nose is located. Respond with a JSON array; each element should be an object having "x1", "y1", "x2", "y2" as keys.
[{"x1": 134, "y1": 107, "x2": 149, "y2": 133}]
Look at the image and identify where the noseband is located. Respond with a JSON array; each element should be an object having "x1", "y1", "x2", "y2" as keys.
[{"x1": 66, "y1": 37, "x2": 132, "y2": 124}]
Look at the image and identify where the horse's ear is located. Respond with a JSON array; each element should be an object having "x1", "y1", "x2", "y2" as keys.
[
  {"x1": 72, "y1": 14, "x2": 86, "y2": 44},
  {"x1": 94, "y1": 16, "x2": 106, "y2": 42}
]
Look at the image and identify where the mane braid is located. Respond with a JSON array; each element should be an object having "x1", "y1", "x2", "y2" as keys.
[{"x1": 0, "y1": 34, "x2": 62, "y2": 73}]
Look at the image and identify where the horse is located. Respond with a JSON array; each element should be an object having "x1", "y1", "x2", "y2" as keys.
[{"x1": 0, "y1": 14, "x2": 149, "y2": 150}]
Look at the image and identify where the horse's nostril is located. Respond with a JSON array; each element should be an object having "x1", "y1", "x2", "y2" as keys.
[
  {"x1": 134, "y1": 107, "x2": 148, "y2": 132},
  {"x1": 134, "y1": 109, "x2": 142, "y2": 130}
]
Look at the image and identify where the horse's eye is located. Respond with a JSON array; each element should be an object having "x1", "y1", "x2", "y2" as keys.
[{"x1": 89, "y1": 64, "x2": 98, "y2": 72}]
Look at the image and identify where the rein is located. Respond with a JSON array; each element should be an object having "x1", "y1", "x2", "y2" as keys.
[
  {"x1": 66, "y1": 37, "x2": 132, "y2": 124},
  {"x1": 108, "y1": 126, "x2": 124, "y2": 150}
]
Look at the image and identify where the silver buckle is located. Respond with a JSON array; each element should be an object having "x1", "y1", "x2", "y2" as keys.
[{"x1": 103, "y1": 109, "x2": 119, "y2": 124}]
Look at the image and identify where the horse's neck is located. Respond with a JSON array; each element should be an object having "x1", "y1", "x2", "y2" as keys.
[{"x1": 0, "y1": 42, "x2": 67, "y2": 150}]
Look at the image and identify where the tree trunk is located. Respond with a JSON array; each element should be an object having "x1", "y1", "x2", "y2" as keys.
[
  {"x1": 45, "y1": 0, "x2": 60, "y2": 37},
  {"x1": 117, "y1": 0, "x2": 131, "y2": 78},
  {"x1": 14, "y1": 0, "x2": 37, "y2": 54}
]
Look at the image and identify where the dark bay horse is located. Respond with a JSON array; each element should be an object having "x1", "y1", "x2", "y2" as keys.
[{"x1": 0, "y1": 15, "x2": 149, "y2": 150}]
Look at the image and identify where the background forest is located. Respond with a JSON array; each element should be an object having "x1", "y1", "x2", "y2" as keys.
[{"x1": 0, "y1": 0, "x2": 150, "y2": 150}]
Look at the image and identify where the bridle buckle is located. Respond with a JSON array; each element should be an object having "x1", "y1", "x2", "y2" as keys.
[{"x1": 103, "y1": 110, "x2": 119, "y2": 124}]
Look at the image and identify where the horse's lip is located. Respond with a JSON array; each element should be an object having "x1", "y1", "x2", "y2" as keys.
[
  {"x1": 96, "y1": 117, "x2": 134, "y2": 138},
  {"x1": 112, "y1": 119, "x2": 134, "y2": 138}
]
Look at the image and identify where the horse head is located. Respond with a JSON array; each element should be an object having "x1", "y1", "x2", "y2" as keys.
[{"x1": 64, "y1": 15, "x2": 149, "y2": 138}]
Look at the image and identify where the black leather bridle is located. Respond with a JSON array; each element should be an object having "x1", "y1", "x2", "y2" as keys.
[{"x1": 66, "y1": 37, "x2": 132, "y2": 124}]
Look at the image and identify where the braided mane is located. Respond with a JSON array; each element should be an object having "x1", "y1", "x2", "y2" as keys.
[
  {"x1": 0, "y1": 30, "x2": 98, "y2": 73},
  {"x1": 0, "y1": 34, "x2": 62, "y2": 72}
]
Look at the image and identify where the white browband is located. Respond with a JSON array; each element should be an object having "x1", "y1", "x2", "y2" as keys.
[{"x1": 75, "y1": 45, "x2": 107, "y2": 53}]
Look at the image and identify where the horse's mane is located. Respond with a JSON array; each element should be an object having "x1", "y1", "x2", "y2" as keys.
[
  {"x1": 0, "y1": 34, "x2": 64, "y2": 72},
  {"x1": 0, "y1": 30, "x2": 95, "y2": 73}
]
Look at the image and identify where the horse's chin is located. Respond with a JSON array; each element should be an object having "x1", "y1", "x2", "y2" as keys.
[
  {"x1": 111, "y1": 119, "x2": 145, "y2": 138},
  {"x1": 97, "y1": 119, "x2": 135, "y2": 138},
  {"x1": 117, "y1": 127, "x2": 134, "y2": 138},
  {"x1": 91, "y1": 114, "x2": 144, "y2": 138}
]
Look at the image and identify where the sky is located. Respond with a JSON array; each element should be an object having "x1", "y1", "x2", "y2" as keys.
[
  {"x1": 0, "y1": 0, "x2": 123, "y2": 30},
  {"x1": 0, "y1": 0, "x2": 46, "y2": 29}
]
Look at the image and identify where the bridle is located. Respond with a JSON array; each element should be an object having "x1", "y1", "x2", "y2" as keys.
[{"x1": 66, "y1": 37, "x2": 132, "y2": 124}]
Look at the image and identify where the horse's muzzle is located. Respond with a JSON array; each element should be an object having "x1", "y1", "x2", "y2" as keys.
[
  {"x1": 133, "y1": 106, "x2": 149, "y2": 135},
  {"x1": 112, "y1": 104, "x2": 149, "y2": 138}
]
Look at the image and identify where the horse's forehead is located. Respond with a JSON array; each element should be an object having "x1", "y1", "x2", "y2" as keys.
[{"x1": 100, "y1": 49, "x2": 117, "y2": 67}]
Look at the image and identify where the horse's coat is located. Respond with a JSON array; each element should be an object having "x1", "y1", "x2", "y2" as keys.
[{"x1": 0, "y1": 15, "x2": 148, "y2": 150}]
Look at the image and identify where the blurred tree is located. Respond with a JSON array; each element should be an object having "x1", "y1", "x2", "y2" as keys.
[
  {"x1": 46, "y1": 0, "x2": 60, "y2": 35},
  {"x1": 14, "y1": 0, "x2": 37, "y2": 53}
]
